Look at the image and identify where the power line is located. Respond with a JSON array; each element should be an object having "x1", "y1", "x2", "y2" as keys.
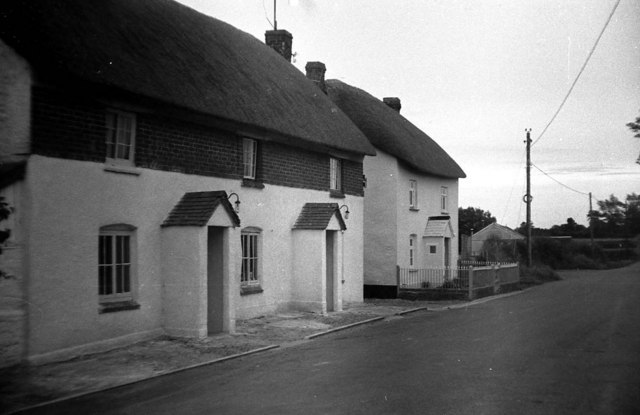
[
  {"x1": 531, "y1": 163, "x2": 590, "y2": 196},
  {"x1": 532, "y1": 0, "x2": 621, "y2": 147}
]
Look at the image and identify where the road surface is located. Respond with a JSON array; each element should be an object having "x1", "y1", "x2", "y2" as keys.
[{"x1": 19, "y1": 263, "x2": 640, "y2": 414}]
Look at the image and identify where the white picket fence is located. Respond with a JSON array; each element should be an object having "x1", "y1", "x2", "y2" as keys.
[{"x1": 397, "y1": 262, "x2": 520, "y2": 300}]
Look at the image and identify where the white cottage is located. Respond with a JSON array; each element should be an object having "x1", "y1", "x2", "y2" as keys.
[
  {"x1": 0, "y1": 0, "x2": 375, "y2": 366},
  {"x1": 324, "y1": 80, "x2": 466, "y2": 298}
]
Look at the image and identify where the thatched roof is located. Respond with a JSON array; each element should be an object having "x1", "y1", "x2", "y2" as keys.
[
  {"x1": 326, "y1": 80, "x2": 465, "y2": 178},
  {"x1": 0, "y1": 0, "x2": 375, "y2": 156}
]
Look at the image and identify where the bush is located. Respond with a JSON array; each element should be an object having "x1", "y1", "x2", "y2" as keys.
[
  {"x1": 520, "y1": 264, "x2": 561, "y2": 285},
  {"x1": 569, "y1": 254, "x2": 601, "y2": 270},
  {"x1": 515, "y1": 237, "x2": 637, "y2": 270}
]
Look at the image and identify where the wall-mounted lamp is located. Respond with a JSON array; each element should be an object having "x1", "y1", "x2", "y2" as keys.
[
  {"x1": 339, "y1": 204, "x2": 350, "y2": 220},
  {"x1": 228, "y1": 192, "x2": 241, "y2": 213}
]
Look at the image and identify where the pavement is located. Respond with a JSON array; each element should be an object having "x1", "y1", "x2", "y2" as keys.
[{"x1": 0, "y1": 297, "x2": 510, "y2": 414}]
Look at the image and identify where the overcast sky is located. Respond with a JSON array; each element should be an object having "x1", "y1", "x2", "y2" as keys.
[{"x1": 178, "y1": 0, "x2": 639, "y2": 229}]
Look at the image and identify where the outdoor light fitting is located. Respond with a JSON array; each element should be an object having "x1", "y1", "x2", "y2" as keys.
[
  {"x1": 339, "y1": 204, "x2": 350, "y2": 220},
  {"x1": 228, "y1": 192, "x2": 241, "y2": 213}
]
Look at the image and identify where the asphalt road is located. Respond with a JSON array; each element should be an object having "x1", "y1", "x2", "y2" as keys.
[{"x1": 19, "y1": 263, "x2": 640, "y2": 415}]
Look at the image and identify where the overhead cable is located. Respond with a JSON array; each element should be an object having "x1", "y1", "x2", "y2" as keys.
[{"x1": 532, "y1": 0, "x2": 621, "y2": 147}]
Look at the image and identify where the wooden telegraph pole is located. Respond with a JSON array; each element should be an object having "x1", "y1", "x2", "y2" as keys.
[
  {"x1": 589, "y1": 192, "x2": 595, "y2": 256},
  {"x1": 524, "y1": 129, "x2": 532, "y2": 267}
]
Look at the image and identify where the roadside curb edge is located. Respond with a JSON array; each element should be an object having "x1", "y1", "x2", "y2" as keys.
[
  {"x1": 305, "y1": 316, "x2": 386, "y2": 340},
  {"x1": 7, "y1": 344, "x2": 280, "y2": 415}
]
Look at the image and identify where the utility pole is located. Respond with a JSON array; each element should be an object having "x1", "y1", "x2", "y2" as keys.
[
  {"x1": 589, "y1": 192, "x2": 595, "y2": 256},
  {"x1": 524, "y1": 129, "x2": 532, "y2": 267}
]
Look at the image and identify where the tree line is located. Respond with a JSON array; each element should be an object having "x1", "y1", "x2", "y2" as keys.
[{"x1": 460, "y1": 193, "x2": 639, "y2": 240}]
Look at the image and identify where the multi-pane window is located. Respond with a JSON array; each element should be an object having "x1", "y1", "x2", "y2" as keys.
[
  {"x1": 409, "y1": 180, "x2": 418, "y2": 209},
  {"x1": 105, "y1": 111, "x2": 136, "y2": 165},
  {"x1": 430, "y1": 245, "x2": 437, "y2": 254},
  {"x1": 243, "y1": 138, "x2": 257, "y2": 179},
  {"x1": 409, "y1": 236, "x2": 415, "y2": 267},
  {"x1": 440, "y1": 186, "x2": 448, "y2": 212},
  {"x1": 329, "y1": 158, "x2": 342, "y2": 191},
  {"x1": 99, "y1": 225, "x2": 135, "y2": 302},
  {"x1": 241, "y1": 230, "x2": 260, "y2": 287}
]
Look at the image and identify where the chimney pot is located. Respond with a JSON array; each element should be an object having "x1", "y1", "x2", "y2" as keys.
[
  {"x1": 305, "y1": 61, "x2": 327, "y2": 94},
  {"x1": 383, "y1": 97, "x2": 401, "y2": 112},
  {"x1": 265, "y1": 29, "x2": 293, "y2": 62}
]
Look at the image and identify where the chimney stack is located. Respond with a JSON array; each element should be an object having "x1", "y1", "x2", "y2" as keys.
[
  {"x1": 383, "y1": 97, "x2": 401, "y2": 113},
  {"x1": 305, "y1": 61, "x2": 327, "y2": 94},
  {"x1": 265, "y1": 29, "x2": 293, "y2": 62}
]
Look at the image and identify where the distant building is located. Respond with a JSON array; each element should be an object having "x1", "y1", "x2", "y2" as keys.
[{"x1": 471, "y1": 223, "x2": 524, "y2": 261}]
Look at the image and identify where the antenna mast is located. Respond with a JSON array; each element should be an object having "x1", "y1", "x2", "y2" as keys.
[{"x1": 274, "y1": 0, "x2": 277, "y2": 30}]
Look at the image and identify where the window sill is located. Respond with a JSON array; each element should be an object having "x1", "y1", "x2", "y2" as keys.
[
  {"x1": 329, "y1": 190, "x2": 345, "y2": 199},
  {"x1": 104, "y1": 164, "x2": 141, "y2": 176},
  {"x1": 241, "y1": 285, "x2": 264, "y2": 296},
  {"x1": 409, "y1": 207, "x2": 420, "y2": 211},
  {"x1": 242, "y1": 178, "x2": 265, "y2": 189},
  {"x1": 99, "y1": 300, "x2": 140, "y2": 314}
]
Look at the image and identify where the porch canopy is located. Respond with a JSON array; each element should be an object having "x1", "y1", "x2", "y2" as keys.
[
  {"x1": 423, "y1": 215, "x2": 454, "y2": 238},
  {"x1": 293, "y1": 203, "x2": 346, "y2": 231}
]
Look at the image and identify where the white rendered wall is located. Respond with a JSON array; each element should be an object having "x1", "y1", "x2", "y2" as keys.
[
  {"x1": 23, "y1": 155, "x2": 365, "y2": 359},
  {"x1": 396, "y1": 165, "x2": 460, "y2": 270},
  {"x1": 291, "y1": 230, "x2": 325, "y2": 313},
  {"x1": 362, "y1": 150, "x2": 398, "y2": 286},
  {"x1": 161, "y1": 227, "x2": 208, "y2": 338}
]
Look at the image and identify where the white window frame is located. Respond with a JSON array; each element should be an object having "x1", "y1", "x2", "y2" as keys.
[
  {"x1": 99, "y1": 224, "x2": 136, "y2": 303},
  {"x1": 440, "y1": 186, "x2": 448, "y2": 213},
  {"x1": 330, "y1": 157, "x2": 342, "y2": 191},
  {"x1": 241, "y1": 228, "x2": 262, "y2": 287},
  {"x1": 243, "y1": 138, "x2": 257, "y2": 179},
  {"x1": 409, "y1": 180, "x2": 418, "y2": 209},
  {"x1": 409, "y1": 235, "x2": 416, "y2": 267},
  {"x1": 105, "y1": 110, "x2": 136, "y2": 166}
]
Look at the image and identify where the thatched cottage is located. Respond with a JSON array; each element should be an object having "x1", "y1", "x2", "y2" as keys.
[
  {"x1": 0, "y1": 0, "x2": 375, "y2": 365},
  {"x1": 317, "y1": 77, "x2": 466, "y2": 298}
]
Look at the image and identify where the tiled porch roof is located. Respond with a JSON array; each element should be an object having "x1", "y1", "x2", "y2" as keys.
[
  {"x1": 293, "y1": 203, "x2": 346, "y2": 231},
  {"x1": 161, "y1": 191, "x2": 240, "y2": 227},
  {"x1": 424, "y1": 216, "x2": 454, "y2": 237}
]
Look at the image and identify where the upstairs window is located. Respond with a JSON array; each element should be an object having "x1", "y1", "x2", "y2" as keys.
[
  {"x1": 243, "y1": 138, "x2": 257, "y2": 180},
  {"x1": 409, "y1": 180, "x2": 418, "y2": 209},
  {"x1": 441, "y1": 186, "x2": 448, "y2": 213},
  {"x1": 330, "y1": 158, "x2": 342, "y2": 192},
  {"x1": 105, "y1": 111, "x2": 136, "y2": 166}
]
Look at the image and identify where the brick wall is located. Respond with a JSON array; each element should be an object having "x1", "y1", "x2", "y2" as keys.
[
  {"x1": 261, "y1": 141, "x2": 327, "y2": 191},
  {"x1": 343, "y1": 159, "x2": 365, "y2": 197},
  {"x1": 32, "y1": 87, "x2": 105, "y2": 162},
  {"x1": 31, "y1": 87, "x2": 364, "y2": 195},
  {"x1": 136, "y1": 116, "x2": 241, "y2": 179}
]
